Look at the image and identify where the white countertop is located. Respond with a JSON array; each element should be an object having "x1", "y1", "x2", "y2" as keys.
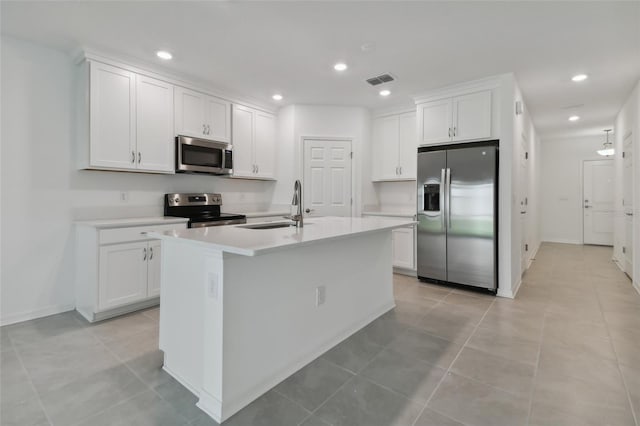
[
  {"x1": 75, "y1": 216, "x2": 189, "y2": 229},
  {"x1": 151, "y1": 216, "x2": 416, "y2": 256}
]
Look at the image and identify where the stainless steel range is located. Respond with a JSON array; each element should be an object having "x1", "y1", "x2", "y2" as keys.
[{"x1": 164, "y1": 193, "x2": 246, "y2": 228}]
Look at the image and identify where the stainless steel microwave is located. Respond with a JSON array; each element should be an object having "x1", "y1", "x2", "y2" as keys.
[{"x1": 175, "y1": 136, "x2": 232, "y2": 175}]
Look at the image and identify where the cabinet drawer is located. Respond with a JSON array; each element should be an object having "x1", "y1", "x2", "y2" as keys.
[{"x1": 99, "y1": 223, "x2": 186, "y2": 245}]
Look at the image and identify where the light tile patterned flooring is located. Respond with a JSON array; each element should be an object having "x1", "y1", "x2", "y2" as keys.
[{"x1": 2, "y1": 242, "x2": 639, "y2": 425}]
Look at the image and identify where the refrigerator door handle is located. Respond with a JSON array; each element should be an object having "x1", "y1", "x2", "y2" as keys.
[
  {"x1": 446, "y1": 168, "x2": 452, "y2": 228},
  {"x1": 440, "y1": 168, "x2": 446, "y2": 228}
]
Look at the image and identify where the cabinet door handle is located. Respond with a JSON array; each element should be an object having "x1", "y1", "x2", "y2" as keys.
[
  {"x1": 453, "y1": 127, "x2": 457, "y2": 137},
  {"x1": 143, "y1": 247, "x2": 147, "y2": 261},
  {"x1": 149, "y1": 247, "x2": 153, "y2": 260},
  {"x1": 256, "y1": 164, "x2": 259, "y2": 173},
  {"x1": 138, "y1": 152, "x2": 141, "y2": 163},
  {"x1": 399, "y1": 166, "x2": 402, "y2": 175},
  {"x1": 131, "y1": 151, "x2": 135, "y2": 163}
]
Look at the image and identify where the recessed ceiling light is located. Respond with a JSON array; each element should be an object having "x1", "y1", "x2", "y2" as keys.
[
  {"x1": 156, "y1": 50, "x2": 172, "y2": 60},
  {"x1": 272, "y1": 94, "x2": 283, "y2": 101},
  {"x1": 571, "y1": 74, "x2": 588, "y2": 82},
  {"x1": 568, "y1": 115, "x2": 580, "y2": 122},
  {"x1": 379, "y1": 90, "x2": 391, "y2": 97},
  {"x1": 334, "y1": 63, "x2": 348, "y2": 71}
]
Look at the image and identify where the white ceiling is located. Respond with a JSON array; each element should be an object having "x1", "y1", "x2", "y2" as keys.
[{"x1": 2, "y1": 1, "x2": 639, "y2": 139}]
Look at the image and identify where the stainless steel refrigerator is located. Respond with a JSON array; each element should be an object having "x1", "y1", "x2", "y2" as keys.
[{"x1": 417, "y1": 141, "x2": 498, "y2": 292}]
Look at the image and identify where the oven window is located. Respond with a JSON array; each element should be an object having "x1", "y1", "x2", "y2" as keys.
[{"x1": 182, "y1": 144, "x2": 222, "y2": 168}]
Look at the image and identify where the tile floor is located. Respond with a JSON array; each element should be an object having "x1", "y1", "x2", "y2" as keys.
[{"x1": 2, "y1": 243, "x2": 639, "y2": 425}]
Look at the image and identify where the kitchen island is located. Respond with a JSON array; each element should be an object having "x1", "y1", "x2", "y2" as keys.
[{"x1": 151, "y1": 216, "x2": 416, "y2": 423}]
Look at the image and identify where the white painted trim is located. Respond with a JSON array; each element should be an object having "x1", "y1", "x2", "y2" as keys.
[
  {"x1": 526, "y1": 243, "x2": 540, "y2": 270},
  {"x1": 541, "y1": 238, "x2": 583, "y2": 245},
  {"x1": 633, "y1": 280, "x2": 640, "y2": 296},
  {"x1": 372, "y1": 105, "x2": 416, "y2": 119},
  {"x1": 300, "y1": 136, "x2": 356, "y2": 217},
  {"x1": 393, "y1": 268, "x2": 417, "y2": 277},
  {"x1": 497, "y1": 285, "x2": 515, "y2": 299},
  {"x1": 78, "y1": 49, "x2": 276, "y2": 114},
  {"x1": 0, "y1": 304, "x2": 75, "y2": 326},
  {"x1": 412, "y1": 74, "x2": 504, "y2": 104}
]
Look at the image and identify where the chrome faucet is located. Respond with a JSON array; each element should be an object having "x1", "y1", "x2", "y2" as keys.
[{"x1": 284, "y1": 180, "x2": 303, "y2": 228}]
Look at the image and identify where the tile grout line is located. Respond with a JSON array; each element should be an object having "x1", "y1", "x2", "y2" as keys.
[
  {"x1": 523, "y1": 302, "x2": 549, "y2": 426},
  {"x1": 409, "y1": 296, "x2": 497, "y2": 426},
  {"x1": 76, "y1": 323, "x2": 190, "y2": 426},
  {"x1": 9, "y1": 345, "x2": 55, "y2": 426},
  {"x1": 295, "y1": 291, "x2": 451, "y2": 426},
  {"x1": 594, "y1": 281, "x2": 640, "y2": 426}
]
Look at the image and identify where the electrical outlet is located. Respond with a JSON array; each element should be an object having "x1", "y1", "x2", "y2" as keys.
[{"x1": 315, "y1": 286, "x2": 326, "y2": 307}]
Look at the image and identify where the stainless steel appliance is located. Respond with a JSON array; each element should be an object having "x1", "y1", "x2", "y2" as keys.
[
  {"x1": 175, "y1": 136, "x2": 233, "y2": 175},
  {"x1": 417, "y1": 141, "x2": 498, "y2": 292},
  {"x1": 164, "y1": 193, "x2": 246, "y2": 228}
]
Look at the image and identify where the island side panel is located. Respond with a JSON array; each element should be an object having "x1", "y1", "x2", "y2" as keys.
[
  {"x1": 159, "y1": 239, "x2": 224, "y2": 401},
  {"x1": 218, "y1": 230, "x2": 394, "y2": 420}
]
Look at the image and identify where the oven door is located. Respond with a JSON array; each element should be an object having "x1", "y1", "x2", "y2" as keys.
[{"x1": 176, "y1": 136, "x2": 232, "y2": 175}]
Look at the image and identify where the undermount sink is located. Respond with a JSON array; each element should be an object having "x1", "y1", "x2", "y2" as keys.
[{"x1": 239, "y1": 222, "x2": 297, "y2": 230}]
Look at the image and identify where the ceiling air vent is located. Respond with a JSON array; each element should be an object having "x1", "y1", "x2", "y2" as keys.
[{"x1": 366, "y1": 73, "x2": 395, "y2": 86}]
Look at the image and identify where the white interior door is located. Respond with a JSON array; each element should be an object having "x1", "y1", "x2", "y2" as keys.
[
  {"x1": 303, "y1": 139, "x2": 352, "y2": 217},
  {"x1": 583, "y1": 160, "x2": 614, "y2": 245},
  {"x1": 623, "y1": 133, "x2": 634, "y2": 277},
  {"x1": 519, "y1": 133, "x2": 529, "y2": 274}
]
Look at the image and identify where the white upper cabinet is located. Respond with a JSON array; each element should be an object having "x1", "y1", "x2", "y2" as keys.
[
  {"x1": 231, "y1": 104, "x2": 255, "y2": 177},
  {"x1": 372, "y1": 111, "x2": 416, "y2": 181},
  {"x1": 418, "y1": 98, "x2": 451, "y2": 145},
  {"x1": 398, "y1": 112, "x2": 417, "y2": 179},
  {"x1": 89, "y1": 62, "x2": 136, "y2": 169},
  {"x1": 174, "y1": 86, "x2": 231, "y2": 143},
  {"x1": 418, "y1": 90, "x2": 492, "y2": 146},
  {"x1": 452, "y1": 91, "x2": 492, "y2": 142},
  {"x1": 232, "y1": 104, "x2": 276, "y2": 180},
  {"x1": 136, "y1": 75, "x2": 174, "y2": 172},
  {"x1": 254, "y1": 111, "x2": 276, "y2": 179},
  {"x1": 86, "y1": 61, "x2": 174, "y2": 173}
]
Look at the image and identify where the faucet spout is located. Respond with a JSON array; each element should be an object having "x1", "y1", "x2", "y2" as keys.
[{"x1": 287, "y1": 180, "x2": 303, "y2": 228}]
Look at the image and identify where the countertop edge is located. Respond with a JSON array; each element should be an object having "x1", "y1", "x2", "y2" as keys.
[{"x1": 75, "y1": 217, "x2": 190, "y2": 229}]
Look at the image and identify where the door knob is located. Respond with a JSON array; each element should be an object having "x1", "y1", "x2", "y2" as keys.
[{"x1": 305, "y1": 208, "x2": 314, "y2": 213}]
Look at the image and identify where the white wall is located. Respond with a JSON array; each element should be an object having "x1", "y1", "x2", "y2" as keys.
[
  {"x1": 273, "y1": 104, "x2": 377, "y2": 216},
  {"x1": 0, "y1": 36, "x2": 278, "y2": 325},
  {"x1": 539, "y1": 135, "x2": 610, "y2": 244},
  {"x1": 613, "y1": 80, "x2": 639, "y2": 288}
]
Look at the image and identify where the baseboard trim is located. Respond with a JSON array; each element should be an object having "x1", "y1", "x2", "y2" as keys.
[
  {"x1": 633, "y1": 280, "x2": 640, "y2": 296},
  {"x1": 497, "y1": 283, "x2": 516, "y2": 299},
  {"x1": 0, "y1": 303, "x2": 75, "y2": 326},
  {"x1": 541, "y1": 238, "x2": 582, "y2": 245},
  {"x1": 393, "y1": 267, "x2": 417, "y2": 277}
]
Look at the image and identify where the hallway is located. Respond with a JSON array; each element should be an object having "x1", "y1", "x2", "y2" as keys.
[{"x1": 1, "y1": 243, "x2": 639, "y2": 426}]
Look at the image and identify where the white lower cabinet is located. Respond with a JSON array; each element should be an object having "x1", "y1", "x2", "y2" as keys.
[
  {"x1": 362, "y1": 214, "x2": 416, "y2": 271},
  {"x1": 392, "y1": 227, "x2": 415, "y2": 270},
  {"x1": 76, "y1": 220, "x2": 187, "y2": 322},
  {"x1": 98, "y1": 242, "x2": 150, "y2": 311}
]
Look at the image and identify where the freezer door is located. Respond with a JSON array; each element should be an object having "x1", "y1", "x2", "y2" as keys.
[
  {"x1": 446, "y1": 146, "x2": 497, "y2": 290},
  {"x1": 417, "y1": 150, "x2": 447, "y2": 281}
]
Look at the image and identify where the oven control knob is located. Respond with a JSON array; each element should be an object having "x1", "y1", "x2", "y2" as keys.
[{"x1": 174, "y1": 197, "x2": 180, "y2": 203}]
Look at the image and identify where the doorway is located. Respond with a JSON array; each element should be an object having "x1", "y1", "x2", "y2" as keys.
[
  {"x1": 623, "y1": 132, "x2": 634, "y2": 278},
  {"x1": 302, "y1": 138, "x2": 353, "y2": 217},
  {"x1": 583, "y1": 159, "x2": 614, "y2": 245}
]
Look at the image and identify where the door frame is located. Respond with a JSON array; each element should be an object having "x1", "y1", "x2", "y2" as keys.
[
  {"x1": 300, "y1": 136, "x2": 355, "y2": 217},
  {"x1": 582, "y1": 158, "x2": 614, "y2": 245}
]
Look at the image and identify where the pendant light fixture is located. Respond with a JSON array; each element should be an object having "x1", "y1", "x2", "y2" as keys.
[{"x1": 597, "y1": 129, "x2": 614, "y2": 157}]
